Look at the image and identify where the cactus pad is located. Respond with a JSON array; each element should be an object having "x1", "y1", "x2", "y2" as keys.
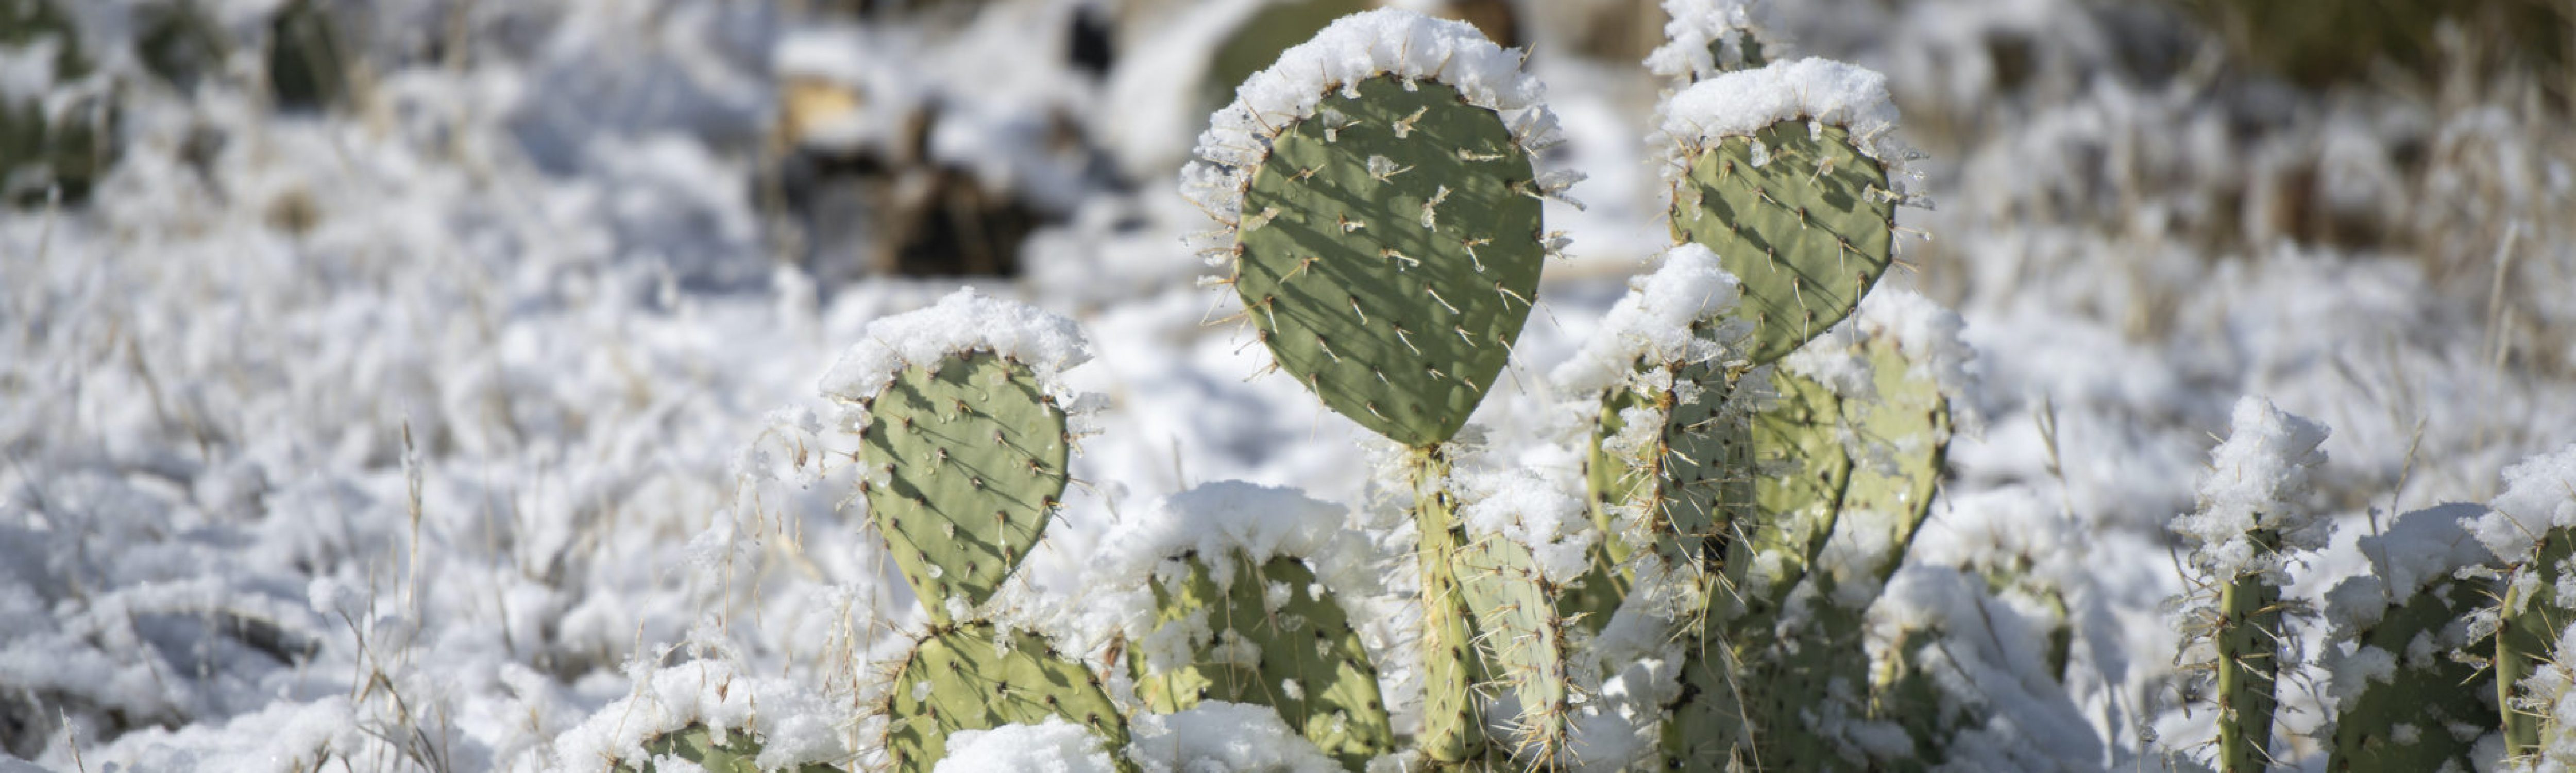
[
  {"x1": 1670, "y1": 122, "x2": 1894, "y2": 366},
  {"x1": 2327, "y1": 576, "x2": 2495, "y2": 771},
  {"x1": 622, "y1": 724, "x2": 839, "y2": 773},
  {"x1": 1730, "y1": 368, "x2": 1851, "y2": 619},
  {"x1": 885, "y1": 624, "x2": 1128, "y2": 773},
  {"x1": 2499, "y1": 524, "x2": 2576, "y2": 756},
  {"x1": 1455, "y1": 529, "x2": 1577, "y2": 762},
  {"x1": 1234, "y1": 76, "x2": 1545, "y2": 448},
  {"x1": 1130, "y1": 552, "x2": 1394, "y2": 770},
  {"x1": 859, "y1": 351, "x2": 1067, "y2": 620},
  {"x1": 1405, "y1": 450, "x2": 1490, "y2": 762}
]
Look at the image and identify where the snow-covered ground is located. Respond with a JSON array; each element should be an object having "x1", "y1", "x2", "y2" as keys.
[{"x1": 4, "y1": 0, "x2": 2572, "y2": 770}]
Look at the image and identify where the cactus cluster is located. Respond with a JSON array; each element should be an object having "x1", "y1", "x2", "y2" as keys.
[{"x1": 617, "y1": 3, "x2": 2576, "y2": 771}]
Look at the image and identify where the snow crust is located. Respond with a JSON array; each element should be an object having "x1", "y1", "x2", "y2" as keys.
[
  {"x1": 1643, "y1": 0, "x2": 1788, "y2": 83},
  {"x1": 819, "y1": 287, "x2": 1094, "y2": 410},
  {"x1": 1179, "y1": 8, "x2": 1563, "y2": 223},
  {"x1": 1549, "y1": 243, "x2": 1743, "y2": 397},
  {"x1": 2173, "y1": 396, "x2": 2334, "y2": 581}
]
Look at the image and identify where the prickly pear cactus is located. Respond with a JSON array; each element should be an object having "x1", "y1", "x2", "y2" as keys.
[
  {"x1": 2314, "y1": 506, "x2": 2499, "y2": 772},
  {"x1": 1231, "y1": 74, "x2": 1544, "y2": 447},
  {"x1": 622, "y1": 725, "x2": 841, "y2": 773},
  {"x1": 857, "y1": 350, "x2": 1068, "y2": 621},
  {"x1": 1669, "y1": 120, "x2": 1893, "y2": 368},
  {"x1": 1405, "y1": 449, "x2": 1492, "y2": 762},
  {"x1": 1455, "y1": 532, "x2": 1577, "y2": 762},
  {"x1": 1129, "y1": 552, "x2": 1394, "y2": 769},
  {"x1": 2170, "y1": 397, "x2": 2331, "y2": 773},
  {"x1": 1660, "y1": 58, "x2": 1904, "y2": 369},
  {"x1": 2498, "y1": 524, "x2": 2576, "y2": 757},
  {"x1": 1662, "y1": 327, "x2": 1954, "y2": 772},
  {"x1": 884, "y1": 624, "x2": 1130, "y2": 773}
]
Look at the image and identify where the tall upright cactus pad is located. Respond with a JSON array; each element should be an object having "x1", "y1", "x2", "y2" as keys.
[
  {"x1": 1233, "y1": 75, "x2": 1544, "y2": 447},
  {"x1": 858, "y1": 350, "x2": 1068, "y2": 620},
  {"x1": 1669, "y1": 122, "x2": 1893, "y2": 367},
  {"x1": 621, "y1": 725, "x2": 841, "y2": 773},
  {"x1": 1129, "y1": 552, "x2": 1394, "y2": 770},
  {"x1": 2171, "y1": 397, "x2": 2331, "y2": 773},
  {"x1": 1408, "y1": 449, "x2": 1490, "y2": 762},
  {"x1": 2213, "y1": 530, "x2": 2286, "y2": 772},
  {"x1": 884, "y1": 624, "x2": 1130, "y2": 773}
]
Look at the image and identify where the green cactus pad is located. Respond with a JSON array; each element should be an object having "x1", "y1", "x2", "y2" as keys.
[
  {"x1": 886, "y1": 624, "x2": 1129, "y2": 773},
  {"x1": 1832, "y1": 340, "x2": 1952, "y2": 589},
  {"x1": 2328, "y1": 576, "x2": 2496, "y2": 771},
  {"x1": 1455, "y1": 530, "x2": 1577, "y2": 762},
  {"x1": 1728, "y1": 368, "x2": 1851, "y2": 621},
  {"x1": 2499, "y1": 524, "x2": 2576, "y2": 757},
  {"x1": 860, "y1": 350, "x2": 1069, "y2": 621},
  {"x1": 1659, "y1": 643, "x2": 1754, "y2": 771},
  {"x1": 621, "y1": 724, "x2": 841, "y2": 773},
  {"x1": 1406, "y1": 449, "x2": 1490, "y2": 762},
  {"x1": 1670, "y1": 122, "x2": 1894, "y2": 367},
  {"x1": 1234, "y1": 76, "x2": 1545, "y2": 448},
  {"x1": 1130, "y1": 552, "x2": 1394, "y2": 770}
]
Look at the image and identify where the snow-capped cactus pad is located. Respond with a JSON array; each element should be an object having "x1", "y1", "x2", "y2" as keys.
[
  {"x1": 1181, "y1": 8, "x2": 1566, "y2": 448},
  {"x1": 1643, "y1": 0, "x2": 1788, "y2": 82},
  {"x1": 1659, "y1": 58, "x2": 1910, "y2": 367},
  {"x1": 883, "y1": 624, "x2": 1130, "y2": 773},
  {"x1": 1557, "y1": 244, "x2": 1749, "y2": 585},
  {"x1": 821, "y1": 289, "x2": 1094, "y2": 622},
  {"x1": 2319, "y1": 504, "x2": 2499, "y2": 772},
  {"x1": 1451, "y1": 469, "x2": 1595, "y2": 763}
]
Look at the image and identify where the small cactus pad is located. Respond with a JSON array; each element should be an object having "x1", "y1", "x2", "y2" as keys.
[
  {"x1": 621, "y1": 724, "x2": 840, "y2": 773},
  {"x1": 859, "y1": 350, "x2": 1067, "y2": 620},
  {"x1": 2327, "y1": 576, "x2": 2496, "y2": 771},
  {"x1": 1670, "y1": 122, "x2": 1894, "y2": 366},
  {"x1": 1455, "y1": 532, "x2": 1576, "y2": 762},
  {"x1": 886, "y1": 624, "x2": 1129, "y2": 773},
  {"x1": 2499, "y1": 524, "x2": 2576, "y2": 756},
  {"x1": 1130, "y1": 552, "x2": 1394, "y2": 770},
  {"x1": 1234, "y1": 76, "x2": 1545, "y2": 448}
]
